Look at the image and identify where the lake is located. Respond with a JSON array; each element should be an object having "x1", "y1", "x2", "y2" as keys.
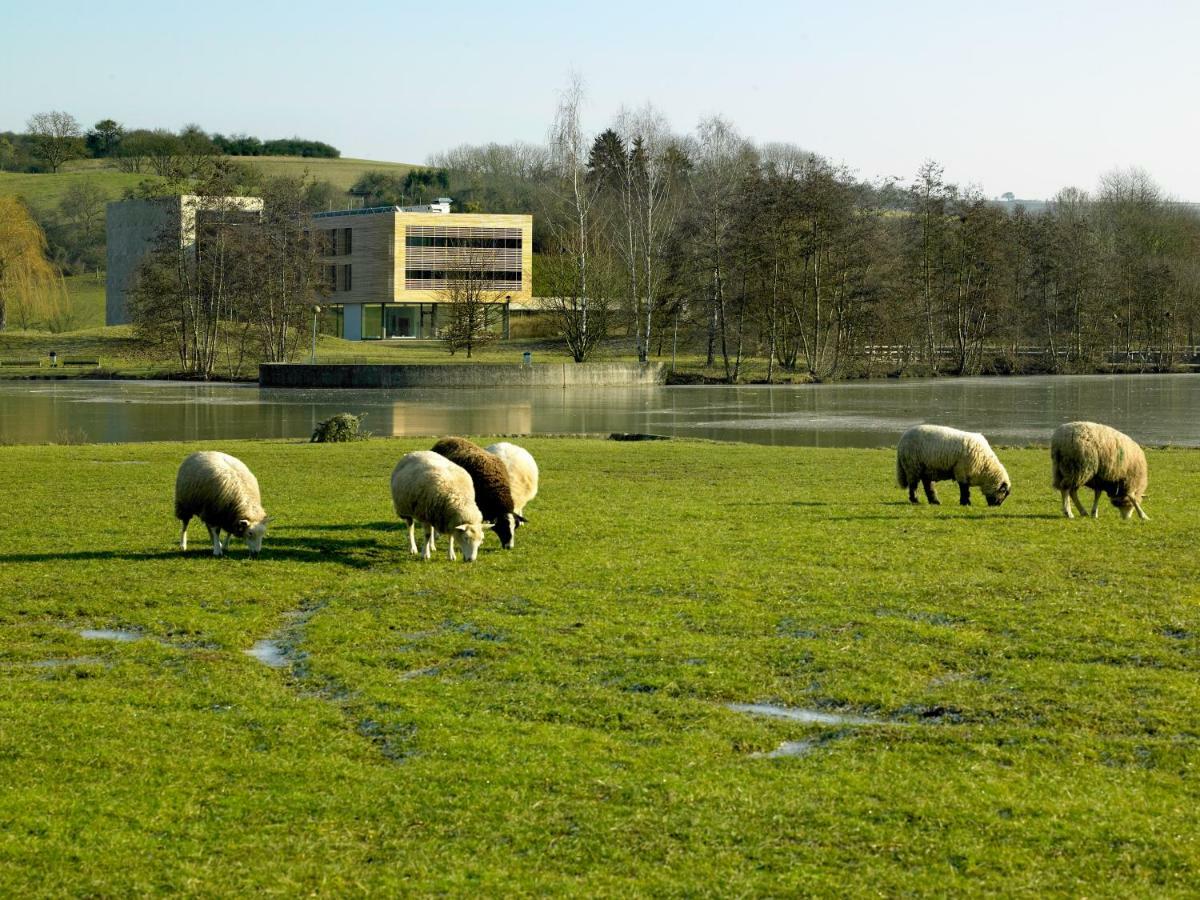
[{"x1": 0, "y1": 374, "x2": 1198, "y2": 447}]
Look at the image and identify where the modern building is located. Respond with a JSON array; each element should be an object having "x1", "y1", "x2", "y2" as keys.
[
  {"x1": 313, "y1": 202, "x2": 533, "y2": 340},
  {"x1": 105, "y1": 195, "x2": 263, "y2": 325}
]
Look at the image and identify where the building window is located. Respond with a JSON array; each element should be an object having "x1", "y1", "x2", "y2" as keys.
[
  {"x1": 342, "y1": 264, "x2": 352, "y2": 292},
  {"x1": 325, "y1": 265, "x2": 337, "y2": 291},
  {"x1": 362, "y1": 304, "x2": 383, "y2": 340},
  {"x1": 318, "y1": 305, "x2": 344, "y2": 338},
  {"x1": 327, "y1": 229, "x2": 339, "y2": 256},
  {"x1": 343, "y1": 227, "x2": 352, "y2": 255},
  {"x1": 403, "y1": 225, "x2": 524, "y2": 290}
]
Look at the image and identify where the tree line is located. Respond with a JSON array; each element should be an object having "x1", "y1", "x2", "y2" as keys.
[
  {"x1": 429, "y1": 84, "x2": 1200, "y2": 377},
  {"x1": 0, "y1": 112, "x2": 339, "y2": 175}
]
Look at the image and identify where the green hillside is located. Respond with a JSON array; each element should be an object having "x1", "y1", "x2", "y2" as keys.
[
  {"x1": 246, "y1": 155, "x2": 414, "y2": 191},
  {"x1": 0, "y1": 169, "x2": 155, "y2": 216},
  {"x1": 0, "y1": 156, "x2": 416, "y2": 214}
]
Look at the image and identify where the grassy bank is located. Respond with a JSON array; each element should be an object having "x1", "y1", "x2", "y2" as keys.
[
  {"x1": 1, "y1": 438, "x2": 1197, "y2": 894},
  {"x1": 0, "y1": 325, "x2": 734, "y2": 381}
]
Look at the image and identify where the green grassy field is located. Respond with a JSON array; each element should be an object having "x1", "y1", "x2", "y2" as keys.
[
  {"x1": 61, "y1": 273, "x2": 107, "y2": 330},
  {"x1": 0, "y1": 438, "x2": 1197, "y2": 894}
]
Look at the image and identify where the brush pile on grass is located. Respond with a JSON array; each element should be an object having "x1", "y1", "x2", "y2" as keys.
[{"x1": 310, "y1": 413, "x2": 370, "y2": 443}]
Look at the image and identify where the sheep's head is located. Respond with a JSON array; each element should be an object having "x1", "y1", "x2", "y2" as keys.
[
  {"x1": 238, "y1": 517, "x2": 269, "y2": 557},
  {"x1": 455, "y1": 522, "x2": 487, "y2": 562},
  {"x1": 1110, "y1": 488, "x2": 1137, "y2": 518},
  {"x1": 492, "y1": 513, "x2": 527, "y2": 550},
  {"x1": 985, "y1": 482, "x2": 1010, "y2": 507}
]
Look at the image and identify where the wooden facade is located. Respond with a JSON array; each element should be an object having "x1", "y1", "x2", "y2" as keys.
[{"x1": 315, "y1": 208, "x2": 533, "y2": 308}]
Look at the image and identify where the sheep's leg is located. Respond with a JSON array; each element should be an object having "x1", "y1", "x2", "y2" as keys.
[
  {"x1": 421, "y1": 524, "x2": 434, "y2": 560},
  {"x1": 958, "y1": 482, "x2": 971, "y2": 506},
  {"x1": 403, "y1": 518, "x2": 417, "y2": 555},
  {"x1": 922, "y1": 479, "x2": 939, "y2": 505},
  {"x1": 448, "y1": 533, "x2": 457, "y2": 562},
  {"x1": 209, "y1": 525, "x2": 224, "y2": 557},
  {"x1": 1061, "y1": 490, "x2": 1074, "y2": 519},
  {"x1": 179, "y1": 518, "x2": 189, "y2": 552},
  {"x1": 1070, "y1": 489, "x2": 1088, "y2": 517},
  {"x1": 907, "y1": 481, "x2": 919, "y2": 504},
  {"x1": 1090, "y1": 490, "x2": 1102, "y2": 518},
  {"x1": 1132, "y1": 500, "x2": 1149, "y2": 521},
  {"x1": 428, "y1": 527, "x2": 437, "y2": 551}
]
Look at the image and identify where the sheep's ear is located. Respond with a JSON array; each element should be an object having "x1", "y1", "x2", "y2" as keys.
[
  {"x1": 237, "y1": 518, "x2": 250, "y2": 533},
  {"x1": 480, "y1": 522, "x2": 494, "y2": 530},
  {"x1": 513, "y1": 513, "x2": 527, "y2": 524},
  {"x1": 455, "y1": 524, "x2": 470, "y2": 532},
  {"x1": 262, "y1": 515, "x2": 274, "y2": 525}
]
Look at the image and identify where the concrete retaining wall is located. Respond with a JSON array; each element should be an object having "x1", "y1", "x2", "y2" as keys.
[{"x1": 259, "y1": 362, "x2": 667, "y2": 388}]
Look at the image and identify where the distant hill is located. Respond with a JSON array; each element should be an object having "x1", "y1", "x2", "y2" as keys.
[{"x1": 0, "y1": 155, "x2": 417, "y2": 215}]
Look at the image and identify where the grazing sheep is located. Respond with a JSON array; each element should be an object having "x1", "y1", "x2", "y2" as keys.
[
  {"x1": 1051, "y1": 421, "x2": 1149, "y2": 520},
  {"x1": 390, "y1": 451, "x2": 488, "y2": 562},
  {"x1": 896, "y1": 424, "x2": 1011, "y2": 507},
  {"x1": 431, "y1": 437, "x2": 524, "y2": 549},
  {"x1": 485, "y1": 442, "x2": 539, "y2": 519},
  {"x1": 175, "y1": 451, "x2": 269, "y2": 557}
]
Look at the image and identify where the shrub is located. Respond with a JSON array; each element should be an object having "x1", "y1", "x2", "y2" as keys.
[{"x1": 310, "y1": 413, "x2": 369, "y2": 443}]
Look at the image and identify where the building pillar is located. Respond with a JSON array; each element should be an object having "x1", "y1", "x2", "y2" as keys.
[{"x1": 343, "y1": 303, "x2": 363, "y2": 341}]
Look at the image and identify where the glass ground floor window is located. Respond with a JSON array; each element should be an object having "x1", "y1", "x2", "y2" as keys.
[
  {"x1": 317, "y1": 304, "x2": 344, "y2": 338},
  {"x1": 364, "y1": 303, "x2": 439, "y2": 339}
]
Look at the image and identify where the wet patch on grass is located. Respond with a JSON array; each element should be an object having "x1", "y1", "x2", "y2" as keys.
[
  {"x1": 728, "y1": 702, "x2": 879, "y2": 727},
  {"x1": 80, "y1": 628, "x2": 141, "y2": 642},
  {"x1": 751, "y1": 739, "x2": 820, "y2": 759},
  {"x1": 247, "y1": 601, "x2": 418, "y2": 763},
  {"x1": 245, "y1": 639, "x2": 288, "y2": 668}
]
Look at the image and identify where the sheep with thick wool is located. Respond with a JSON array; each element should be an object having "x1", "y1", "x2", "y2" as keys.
[
  {"x1": 432, "y1": 437, "x2": 524, "y2": 549},
  {"x1": 896, "y1": 424, "x2": 1011, "y2": 507},
  {"x1": 175, "y1": 451, "x2": 270, "y2": 557},
  {"x1": 485, "y1": 442, "x2": 538, "y2": 519},
  {"x1": 390, "y1": 451, "x2": 488, "y2": 562},
  {"x1": 1051, "y1": 421, "x2": 1148, "y2": 520}
]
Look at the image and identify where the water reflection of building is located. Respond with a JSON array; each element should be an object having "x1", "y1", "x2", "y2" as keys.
[{"x1": 378, "y1": 400, "x2": 533, "y2": 437}]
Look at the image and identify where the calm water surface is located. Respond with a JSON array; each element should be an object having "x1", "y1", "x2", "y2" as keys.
[{"x1": 0, "y1": 375, "x2": 1198, "y2": 447}]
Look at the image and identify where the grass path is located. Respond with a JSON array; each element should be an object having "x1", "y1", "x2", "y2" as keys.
[{"x1": 0, "y1": 438, "x2": 1197, "y2": 894}]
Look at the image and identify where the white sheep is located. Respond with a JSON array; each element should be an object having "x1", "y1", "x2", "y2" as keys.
[
  {"x1": 390, "y1": 451, "x2": 488, "y2": 562},
  {"x1": 485, "y1": 441, "x2": 539, "y2": 519},
  {"x1": 896, "y1": 424, "x2": 1012, "y2": 507},
  {"x1": 175, "y1": 451, "x2": 269, "y2": 557},
  {"x1": 1051, "y1": 421, "x2": 1149, "y2": 520}
]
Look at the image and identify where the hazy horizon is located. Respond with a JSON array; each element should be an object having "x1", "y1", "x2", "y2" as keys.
[{"x1": 5, "y1": 0, "x2": 1199, "y2": 201}]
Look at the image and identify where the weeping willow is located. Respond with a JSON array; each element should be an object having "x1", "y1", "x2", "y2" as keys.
[{"x1": 0, "y1": 196, "x2": 69, "y2": 332}]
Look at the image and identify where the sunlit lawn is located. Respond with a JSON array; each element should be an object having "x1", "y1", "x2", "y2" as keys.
[{"x1": 0, "y1": 438, "x2": 1197, "y2": 894}]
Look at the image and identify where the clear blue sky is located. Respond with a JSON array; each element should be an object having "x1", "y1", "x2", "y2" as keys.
[{"x1": 5, "y1": 0, "x2": 1199, "y2": 199}]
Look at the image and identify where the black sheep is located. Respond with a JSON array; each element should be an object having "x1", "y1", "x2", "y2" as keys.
[{"x1": 431, "y1": 436, "x2": 525, "y2": 548}]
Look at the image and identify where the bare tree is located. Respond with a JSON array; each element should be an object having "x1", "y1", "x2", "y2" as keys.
[
  {"x1": 26, "y1": 111, "x2": 82, "y2": 173},
  {"x1": 590, "y1": 105, "x2": 689, "y2": 363},
  {"x1": 438, "y1": 254, "x2": 504, "y2": 358},
  {"x1": 542, "y1": 74, "x2": 608, "y2": 361}
]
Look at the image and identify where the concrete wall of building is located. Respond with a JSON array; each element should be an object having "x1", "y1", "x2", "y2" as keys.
[
  {"x1": 260, "y1": 362, "x2": 667, "y2": 388},
  {"x1": 104, "y1": 195, "x2": 263, "y2": 326},
  {"x1": 105, "y1": 199, "x2": 180, "y2": 325}
]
